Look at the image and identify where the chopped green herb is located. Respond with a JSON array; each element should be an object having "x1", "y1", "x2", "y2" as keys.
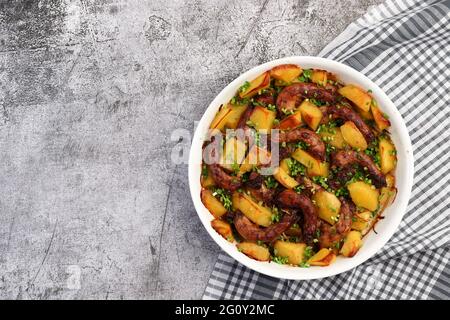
[
  {"x1": 267, "y1": 104, "x2": 276, "y2": 111},
  {"x1": 312, "y1": 176, "x2": 329, "y2": 190},
  {"x1": 287, "y1": 158, "x2": 306, "y2": 177},
  {"x1": 298, "y1": 69, "x2": 312, "y2": 82},
  {"x1": 265, "y1": 176, "x2": 279, "y2": 189},
  {"x1": 202, "y1": 165, "x2": 209, "y2": 177},
  {"x1": 239, "y1": 81, "x2": 251, "y2": 94},
  {"x1": 212, "y1": 188, "x2": 233, "y2": 211},
  {"x1": 272, "y1": 255, "x2": 289, "y2": 265}
]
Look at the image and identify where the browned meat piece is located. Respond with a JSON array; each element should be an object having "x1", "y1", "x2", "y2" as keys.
[
  {"x1": 331, "y1": 150, "x2": 386, "y2": 188},
  {"x1": 327, "y1": 105, "x2": 375, "y2": 143},
  {"x1": 318, "y1": 197, "x2": 355, "y2": 249},
  {"x1": 236, "y1": 106, "x2": 254, "y2": 129},
  {"x1": 234, "y1": 212, "x2": 297, "y2": 242},
  {"x1": 209, "y1": 164, "x2": 242, "y2": 191},
  {"x1": 272, "y1": 128, "x2": 326, "y2": 160},
  {"x1": 253, "y1": 90, "x2": 275, "y2": 106},
  {"x1": 246, "y1": 172, "x2": 277, "y2": 205},
  {"x1": 277, "y1": 189, "x2": 319, "y2": 244},
  {"x1": 276, "y1": 83, "x2": 337, "y2": 113}
]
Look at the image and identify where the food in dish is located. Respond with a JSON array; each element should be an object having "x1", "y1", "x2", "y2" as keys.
[{"x1": 200, "y1": 64, "x2": 397, "y2": 267}]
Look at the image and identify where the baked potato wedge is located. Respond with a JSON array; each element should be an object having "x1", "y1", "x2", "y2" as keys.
[
  {"x1": 249, "y1": 106, "x2": 277, "y2": 130},
  {"x1": 220, "y1": 137, "x2": 247, "y2": 171},
  {"x1": 299, "y1": 100, "x2": 323, "y2": 131},
  {"x1": 277, "y1": 111, "x2": 302, "y2": 130},
  {"x1": 340, "y1": 231, "x2": 362, "y2": 257},
  {"x1": 307, "y1": 248, "x2": 336, "y2": 266},
  {"x1": 319, "y1": 127, "x2": 346, "y2": 149},
  {"x1": 201, "y1": 167, "x2": 215, "y2": 188},
  {"x1": 340, "y1": 121, "x2": 368, "y2": 150},
  {"x1": 274, "y1": 241, "x2": 306, "y2": 265},
  {"x1": 238, "y1": 145, "x2": 272, "y2": 176},
  {"x1": 371, "y1": 103, "x2": 390, "y2": 131},
  {"x1": 238, "y1": 242, "x2": 270, "y2": 261},
  {"x1": 338, "y1": 85, "x2": 372, "y2": 112},
  {"x1": 347, "y1": 181, "x2": 379, "y2": 211},
  {"x1": 312, "y1": 190, "x2": 341, "y2": 225},
  {"x1": 291, "y1": 148, "x2": 328, "y2": 177},
  {"x1": 201, "y1": 189, "x2": 227, "y2": 218},
  {"x1": 351, "y1": 211, "x2": 372, "y2": 231},
  {"x1": 273, "y1": 167, "x2": 299, "y2": 189},
  {"x1": 270, "y1": 64, "x2": 302, "y2": 83},
  {"x1": 209, "y1": 104, "x2": 248, "y2": 131},
  {"x1": 211, "y1": 219, "x2": 234, "y2": 242},
  {"x1": 379, "y1": 137, "x2": 397, "y2": 174},
  {"x1": 239, "y1": 72, "x2": 270, "y2": 98},
  {"x1": 232, "y1": 192, "x2": 272, "y2": 227},
  {"x1": 311, "y1": 69, "x2": 328, "y2": 86}
]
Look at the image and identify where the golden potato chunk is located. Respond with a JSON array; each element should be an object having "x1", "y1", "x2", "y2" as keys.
[
  {"x1": 232, "y1": 192, "x2": 272, "y2": 227},
  {"x1": 307, "y1": 248, "x2": 336, "y2": 266},
  {"x1": 239, "y1": 72, "x2": 270, "y2": 98},
  {"x1": 298, "y1": 100, "x2": 323, "y2": 131},
  {"x1": 201, "y1": 189, "x2": 227, "y2": 218},
  {"x1": 340, "y1": 231, "x2": 362, "y2": 257},
  {"x1": 274, "y1": 241, "x2": 306, "y2": 265},
  {"x1": 238, "y1": 145, "x2": 272, "y2": 176},
  {"x1": 270, "y1": 64, "x2": 302, "y2": 83},
  {"x1": 351, "y1": 211, "x2": 372, "y2": 231},
  {"x1": 220, "y1": 137, "x2": 247, "y2": 171},
  {"x1": 249, "y1": 106, "x2": 276, "y2": 130},
  {"x1": 379, "y1": 137, "x2": 397, "y2": 174},
  {"x1": 273, "y1": 167, "x2": 299, "y2": 189},
  {"x1": 347, "y1": 181, "x2": 379, "y2": 211},
  {"x1": 277, "y1": 111, "x2": 302, "y2": 130},
  {"x1": 211, "y1": 219, "x2": 234, "y2": 242},
  {"x1": 237, "y1": 242, "x2": 270, "y2": 261},
  {"x1": 210, "y1": 104, "x2": 248, "y2": 131},
  {"x1": 371, "y1": 104, "x2": 390, "y2": 131},
  {"x1": 291, "y1": 148, "x2": 328, "y2": 177},
  {"x1": 319, "y1": 127, "x2": 346, "y2": 149},
  {"x1": 338, "y1": 85, "x2": 372, "y2": 112},
  {"x1": 340, "y1": 121, "x2": 368, "y2": 150},
  {"x1": 311, "y1": 69, "x2": 328, "y2": 86},
  {"x1": 200, "y1": 167, "x2": 215, "y2": 188},
  {"x1": 312, "y1": 190, "x2": 341, "y2": 225}
]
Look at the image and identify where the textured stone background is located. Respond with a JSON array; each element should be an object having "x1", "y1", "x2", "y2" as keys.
[{"x1": 0, "y1": 0, "x2": 383, "y2": 299}]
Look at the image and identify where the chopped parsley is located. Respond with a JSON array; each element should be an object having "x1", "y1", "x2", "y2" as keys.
[
  {"x1": 267, "y1": 104, "x2": 276, "y2": 111},
  {"x1": 230, "y1": 162, "x2": 240, "y2": 175},
  {"x1": 239, "y1": 81, "x2": 251, "y2": 94},
  {"x1": 312, "y1": 176, "x2": 329, "y2": 190},
  {"x1": 201, "y1": 165, "x2": 208, "y2": 177},
  {"x1": 298, "y1": 69, "x2": 312, "y2": 82},
  {"x1": 304, "y1": 246, "x2": 314, "y2": 261},
  {"x1": 265, "y1": 176, "x2": 279, "y2": 189},
  {"x1": 271, "y1": 207, "x2": 282, "y2": 222},
  {"x1": 212, "y1": 188, "x2": 233, "y2": 211},
  {"x1": 287, "y1": 158, "x2": 306, "y2": 177},
  {"x1": 272, "y1": 255, "x2": 289, "y2": 265}
]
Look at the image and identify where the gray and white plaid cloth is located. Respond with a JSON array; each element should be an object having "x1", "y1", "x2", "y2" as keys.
[{"x1": 203, "y1": 0, "x2": 450, "y2": 300}]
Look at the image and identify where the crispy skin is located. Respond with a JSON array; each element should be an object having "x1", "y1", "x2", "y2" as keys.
[
  {"x1": 319, "y1": 197, "x2": 355, "y2": 249},
  {"x1": 276, "y1": 83, "x2": 337, "y2": 113},
  {"x1": 273, "y1": 128, "x2": 325, "y2": 160},
  {"x1": 327, "y1": 105, "x2": 375, "y2": 143},
  {"x1": 209, "y1": 164, "x2": 242, "y2": 191},
  {"x1": 234, "y1": 212, "x2": 297, "y2": 242},
  {"x1": 331, "y1": 150, "x2": 386, "y2": 188},
  {"x1": 277, "y1": 189, "x2": 318, "y2": 244}
]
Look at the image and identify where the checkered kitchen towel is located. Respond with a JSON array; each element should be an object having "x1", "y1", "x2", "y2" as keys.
[{"x1": 203, "y1": 0, "x2": 450, "y2": 300}]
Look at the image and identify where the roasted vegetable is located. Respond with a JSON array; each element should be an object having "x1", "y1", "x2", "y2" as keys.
[
  {"x1": 347, "y1": 181, "x2": 379, "y2": 211},
  {"x1": 319, "y1": 127, "x2": 346, "y2": 149},
  {"x1": 211, "y1": 219, "x2": 234, "y2": 242},
  {"x1": 249, "y1": 106, "x2": 276, "y2": 130},
  {"x1": 307, "y1": 248, "x2": 336, "y2": 266},
  {"x1": 232, "y1": 192, "x2": 272, "y2": 227},
  {"x1": 237, "y1": 242, "x2": 270, "y2": 261},
  {"x1": 273, "y1": 167, "x2": 299, "y2": 189},
  {"x1": 239, "y1": 72, "x2": 270, "y2": 98},
  {"x1": 298, "y1": 100, "x2": 323, "y2": 131},
  {"x1": 340, "y1": 231, "x2": 362, "y2": 257},
  {"x1": 277, "y1": 111, "x2": 302, "y2": 130},
  {"x1": 338, "y1": 85, "x2": 372, "y2": 112},
  {"x1": 220, "y1": 137, "x2": 247, "y2": 171},
  {"x1": 270, "y1": 64, "x2": 302, "y2": 83},
  {"x1": 274, "y1": 241, "x2": 306, "y2": 265},
  {"x1": 239, "y1": 145, "x2": 272, "y2": 176},
  {"x1": 379, "y1": 137, "x2": 397, "y2": 174},
  {"x1": 340, "y1": 121, "x2": 368, "y2": 150},
  {"x1": 291, "y1": 148, "x2": 328, "y2": 177},
  {"x1": 201, "y1": 189, "x2": 227, "y2": 218},
  {"x1": 371, "y1": 103, "x2": 390, "y2": 131},
  {"x1": 210, "y1": 104, "x2": 248, "y2": 131},
  {"x1": 313, "y1": 190, "x2": 341, "y2": 225}
]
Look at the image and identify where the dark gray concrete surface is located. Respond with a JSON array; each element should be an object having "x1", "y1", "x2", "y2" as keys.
[{"x1": 0, "y1": 0, "x2": 383, "y2": 299}]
